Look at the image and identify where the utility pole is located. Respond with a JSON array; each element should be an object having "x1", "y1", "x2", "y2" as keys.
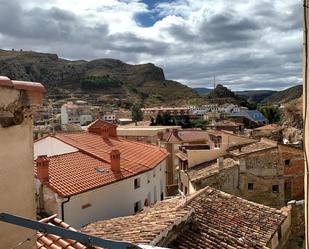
[
  {"x1": 303, "y1": 1, "x2": 309, "y2": 248},
  {"x1": 213, "y1": 76, "x2": 216, "y2": 89}
]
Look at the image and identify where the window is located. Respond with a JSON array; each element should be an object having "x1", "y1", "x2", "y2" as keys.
[
  {"x1": 134, "y1": 201, "x2": 141, "y2": 213},
  {"x1": 161, "y1": 192, "x2": 164, "y2": 201},
  {"x1": 284, "y1": 159, "x2": 290, "y2": 166},
  {"x1": 184, "y1": 186, "x2": 188, "y2": 195},
  {"x1": 272, "y1": 185, "x2": 279, "y2": 193},
  {"x1": 134, "y1": 178, "x2": 141, "y2": 189},
  {"x1": 147, "y1": 173, "x2": 150, "y2": 184},
  {"x1": 248, "y1": 183, "x2": 254, "y2": 191},
  {"x1": 153, "y1": 169, "x2": 156, "y2": 178},
  {"x1": 81, "y1": 203, "x2": 92, "y2": 209}
]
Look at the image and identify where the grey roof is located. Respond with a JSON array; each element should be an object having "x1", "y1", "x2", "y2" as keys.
[{"x1": 228, "y1": 110, "x2": 268, "y2": 123}]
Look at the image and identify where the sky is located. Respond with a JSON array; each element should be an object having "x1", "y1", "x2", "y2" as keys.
[{"x1": 0, "y1": 0, "x2": 303, "y2": 90}]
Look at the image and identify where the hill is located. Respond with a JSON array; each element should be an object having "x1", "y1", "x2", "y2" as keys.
[
  {"x1": 193, "y1": 87, "x2": 212, "y2": 95},
  {"x1": 0, "y1": 49, "x2": 198, "y2": 106},
  {"x1": 236, "y1": 90, "x2": 275, "y2": 103},
  {"x1": 205, "y1": 84, "x2": 253, "y2": 108},
  {"x1": 262, "y1": 85, "x2": 303, "y2": 104}
]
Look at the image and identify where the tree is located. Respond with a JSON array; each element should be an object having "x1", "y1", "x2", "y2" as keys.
[
  {"x1": 155, "y1": 113, "x2": 163, "y2": 125},
  {"x1": 162, "y1": 112, "x2": 172, "y2": 125},
  {"x1": 131, "y1": 103, "x2": 143, "y2": 125},
  {"x1": 257, "y1": 103, "x2": 281, "y2": 123}
]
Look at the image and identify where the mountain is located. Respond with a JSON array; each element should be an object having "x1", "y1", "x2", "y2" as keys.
[
  {"x1": 0, "y1": 49, "x2": 198, "y2": 106},
  {"x1": 205, "y1": 84, "x2": 253, "y2": 108},
  {"x1": 236, "y1": 90, "x2": 276, "y2": 103},
  {"x1": 262, "y1": 85, "x2": 303, "y2": 104},
  {"x1": 193, "y1": 87, "x2": 212, "y2": 95}
]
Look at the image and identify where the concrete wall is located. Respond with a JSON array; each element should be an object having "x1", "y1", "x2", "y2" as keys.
[
  {"x1": 0, "y1": 88, "x2": 36, "y2": 249},
  {"x1": 37, "y1": 161, "x2": 166, "y2": 228}
]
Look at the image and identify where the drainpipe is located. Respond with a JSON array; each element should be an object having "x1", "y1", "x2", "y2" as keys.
[{"x1": 61, "y1": 197, "x2": 70, "y2": 221}]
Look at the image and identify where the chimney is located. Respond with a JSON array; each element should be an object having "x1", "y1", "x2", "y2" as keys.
[
  {"x1": 157, "y1": 131, "x2": 164, "y2": 140},
  {"x1": 172, "y1": 128, "x2": 178, "y2": 136},
  {"x1": 36, "y1": 155, "x2": 50, "y2": 182},
  {"x1": 101, "y1": 125, "x2": 109, "y2": 139},
  {"x1": 110, "y1": 150, "x2": 121, "y2": 172},
  {"x1": 217, "y1": 157, "x2": 224, "y2": 171}
]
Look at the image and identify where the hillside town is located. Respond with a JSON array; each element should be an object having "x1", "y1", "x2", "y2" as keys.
[
  {"x1": 0, "y1": 1, "x2": 308, "y2": 249},
  {"x1": 0, "y1": 74, "x2": 306, "y2": 249}
]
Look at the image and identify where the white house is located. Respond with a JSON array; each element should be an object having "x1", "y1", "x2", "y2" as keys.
[
  {"x1": 34, "y1": 120, "x2": 169, "y2": 228},
  {"x1": 61, "y1": 101, "x2": 93, "y2": 125}
]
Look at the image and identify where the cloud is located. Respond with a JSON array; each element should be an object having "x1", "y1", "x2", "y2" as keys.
[{"x1": 0, "y1": 0, "x2": 303, "y2": 90}]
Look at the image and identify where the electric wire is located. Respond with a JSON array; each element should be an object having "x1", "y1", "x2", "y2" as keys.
[{"x1": 9, "y1": 233, "x2": 36, "y2": 249}]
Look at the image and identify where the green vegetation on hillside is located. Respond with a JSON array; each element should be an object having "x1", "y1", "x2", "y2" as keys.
[{"x1": 257, "y1": 104, "x2": 281, "y2": 123}]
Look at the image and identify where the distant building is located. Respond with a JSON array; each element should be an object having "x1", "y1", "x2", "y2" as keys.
[
  {"x1": 103, "y1": 113, "x2": 116, "y2": 123},
  {"x1": 228, "y1": 110, "x2": 268, "y2": 128},
  {"x1": 61, "y1": 101, "x2": 93, "y2": 125},
  {"x1": 34, "y1": 120, "x2": 168, "y2": 228},
  {"x1": 142, "y1": 107, "x2": 190, "y2": 119},
  {"x1": 0, "y1": 76, "x2": 45, "y2": 248}
]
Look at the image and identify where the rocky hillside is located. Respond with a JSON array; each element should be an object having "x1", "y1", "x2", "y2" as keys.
[
  {"x1": 205, "y1": 84, "x2": 253, "y2": 108},
  {"x1": 262, "y1": 85, "x2": 303, "y2": 104},
  {"x1": 0, "y1": 49, "x2": 198, "y2": 106},
  {"x1": 236, "y1": 90, "x2": 275, "y2": 103}
]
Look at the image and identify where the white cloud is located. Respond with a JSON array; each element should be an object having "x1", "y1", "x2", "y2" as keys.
[{"x1": 0, "y1": 0, "x2": 303, "y2": 90}]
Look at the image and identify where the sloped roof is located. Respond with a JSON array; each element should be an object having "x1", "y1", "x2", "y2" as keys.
[
  {"x1": 81, "y1": 198, "x2": 192, "y2": 246},
  {"x1": 228, "y1": 110, "x2": 268, "y2": 123},
  {"x1": 55, "y1": 132, "x2": 168, "y2": 169},
  {"x1": 187, "y1": 158, "x2": 239, "y2": 182},
  {"x1": 165, "y1": 130, "x2": 210, "y2": 143},
  {"x1": 35, "y1": 151, "x2": 133, "y2": 197},
  {"x1": 230, "y1": 140, "x2": 278, "y2": 157},
  {"x1": 35, "y1": 132, "x2": 168, "y2": 197},
  {"x1": 37, "y1": 215, "x2": 87, "y2": 249},
  {"x1": 254, "y1": 123, "x2": 281, "y2": 130},
  {"x1": 80, "y1": 187, "x2": 288, "y2": 249}
]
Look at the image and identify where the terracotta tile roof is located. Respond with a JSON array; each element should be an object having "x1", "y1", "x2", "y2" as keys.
[
  {"x1": 35, "y1": 151, "x2": 134, "y2": 197},
  {"x1": 36, "y1": 132, "x2": 168, "y2": 197},
  {"x1": 37, "y1": 215, "x2": 87, "y2": 249},
  {"x1": 54, "y1": 132, "x2": 168, "y2": 170},
  {"x1": 165, "y1": 130, "x2": 210, "y2": 143},
  {"x1": 254, "y1": 123, "x2": 281, "y2": 130},
  {"x1": 230, "y1": 140, "x2": 278, "y2": 156},
  {"x1": 170, "y1": 187, "x2": 287, "y2": 249},
  {"x1": 81, "y1": 198, "x2": 192, "y2": 245},
  {"x1": 187, "y1": 158, "x2": 239, "y2": 182},
  {"x1": 79, "y1": 187, "x2": 287, "y2": 249}
]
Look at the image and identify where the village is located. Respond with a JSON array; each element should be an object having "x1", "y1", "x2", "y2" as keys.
[{"x1": 0, "y1": 75, "x2": 306, "y2": 249}]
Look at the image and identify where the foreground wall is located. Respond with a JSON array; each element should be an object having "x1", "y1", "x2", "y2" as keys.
[{"x1": 0, "y1": 87, "x2": 36, "y2": 249}]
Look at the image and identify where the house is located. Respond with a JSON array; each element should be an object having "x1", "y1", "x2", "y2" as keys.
[
  {"x1": 34, "y1": 119, "x2": 169, "y2": 228},
  {"x1": 0, "y1": 76, "x2": 45, "y2": 248},
  {"x1": 228, "y1": 110, "x2": 268, "y2": 128},
  {"x1": 80, "y1": 187, "x2": 291, "y2": 249},
  {"x1": 179, "y1": 137, "x2": 304, "y2": 207},
  {"x1": 141, "y1": 107, "x2": 190, "y2": 120},
  {"x1": 160, "y1": 129, "x2": 255, "y2": 195},
  {"x1": 60, "y1": 101, "x2": 93, "y2": 126},
  {"x1": 252, "y1": 124, "x2": 283, "y2": 140},
  {"x1": 207, "y1": 120, "x2": 244, "y2": 133},
  {"x1": 229, "y1": 138, "x2": 304, "y2": 207},
  {"x1": 103, "y1": 113, "x2": 116, "y2": 123}
]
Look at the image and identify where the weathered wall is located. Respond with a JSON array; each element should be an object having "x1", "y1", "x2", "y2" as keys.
[
  {"x1": 192, "y1": 166, "x2": 240, "y2": 195},
  {"x1": 0, "y1": 88, "x2": 36, "y2": 249}
]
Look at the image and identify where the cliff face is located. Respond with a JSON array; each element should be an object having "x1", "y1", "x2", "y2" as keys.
[{"x1": 0, "y1": 49, "x2": 198, "y2": 105}]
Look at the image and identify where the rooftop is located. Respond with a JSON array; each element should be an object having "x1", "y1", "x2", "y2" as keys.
[
  {"x1": 230, "y1": 140, "x2": 278, "y2": 157},
  {"x1": 187, "y1": 158, "x2": 239, "y2": 182},
  {"x1": 80, "y1": 187, "x2": 288, "y2": 249},
  {"x1": 228, "y1": 110, "x2": 268, "y2": 123}
]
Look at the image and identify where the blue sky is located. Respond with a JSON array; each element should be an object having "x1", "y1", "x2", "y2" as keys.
[{"x1": 0, "y1": 0, "x2": 303, "y2": 90}]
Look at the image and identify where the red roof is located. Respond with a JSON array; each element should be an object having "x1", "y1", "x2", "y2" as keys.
[{"x1": 35, "y1": 132, "x2": 168, "y2": 197}]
